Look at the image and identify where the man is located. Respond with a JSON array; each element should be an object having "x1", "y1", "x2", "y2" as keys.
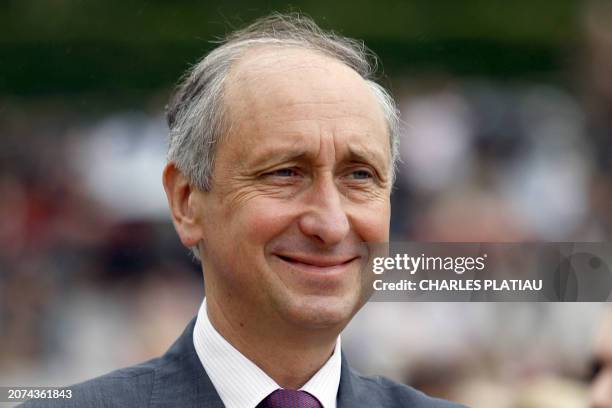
[
  {"x1": 592, "y1": 308, "x2": 612, "y2": 408},
  {"x1": 23, "y1": 13, "x2": 464, "y2": 407}
]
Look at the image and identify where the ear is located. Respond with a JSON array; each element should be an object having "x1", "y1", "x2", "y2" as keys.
[{"x1": 162, "y1": 162, "x2": 204, "y2": 248}]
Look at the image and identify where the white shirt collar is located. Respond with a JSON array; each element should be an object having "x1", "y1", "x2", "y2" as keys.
[{"x1": 193, "y1": 299, "x2": 341, "y2": 408}]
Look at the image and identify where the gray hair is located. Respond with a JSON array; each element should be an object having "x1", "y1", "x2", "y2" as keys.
[{"x1": 166, "y1": 12, "x2": 400, "y2": 192}]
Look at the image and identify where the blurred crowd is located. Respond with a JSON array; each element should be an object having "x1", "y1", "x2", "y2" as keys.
[{"x1": 1, "y1": 2, "x2": 612, "y2": 408}]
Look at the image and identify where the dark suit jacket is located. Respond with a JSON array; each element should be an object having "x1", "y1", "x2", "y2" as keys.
[{"x1": 20, "y1": 318, "x2": 466, "y2": 407}]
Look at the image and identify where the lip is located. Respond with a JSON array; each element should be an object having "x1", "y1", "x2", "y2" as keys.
[{"x1": 274, "y1": 253, "x2": 360, "y2": 272}]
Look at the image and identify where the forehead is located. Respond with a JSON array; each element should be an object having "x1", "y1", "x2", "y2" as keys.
[
  {"x1": 221, "y1": 46, "x2": 389, "y2": 162},
  {"x1": 227, "y1": 46, "x2": 373, "y2": 100}
]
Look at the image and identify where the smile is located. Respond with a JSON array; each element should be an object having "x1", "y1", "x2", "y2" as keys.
[{"x1": 274, "y1": 254, "x2": 360, "y2": 273}]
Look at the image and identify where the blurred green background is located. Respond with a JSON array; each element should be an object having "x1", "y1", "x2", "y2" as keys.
[{"x1": 2, "y1": 0, "x2": 579, "y2": 99}]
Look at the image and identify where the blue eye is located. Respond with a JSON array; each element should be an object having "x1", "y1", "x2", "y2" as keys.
[
  {"x1": 271, "y1": 168, "x2": 299, "y2": 177},
  {"x1": 351, "y1": 170, "x2": 372, "y2": 179}
]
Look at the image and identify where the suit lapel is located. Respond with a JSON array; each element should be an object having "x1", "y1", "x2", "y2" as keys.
[
  {"x1": 149, "y1": 318, "x2": 225, "y2": 408},
  {"x1": 337, "y1": 352, "x2": 359, "y2": 408}
]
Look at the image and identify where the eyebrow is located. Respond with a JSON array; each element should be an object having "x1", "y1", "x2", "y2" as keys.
[
  {"x1": 346, "y1": 146, "x2": 388, "y2": 171},
  {"x1": 247, "y1": 143, "x2": 389, "y2": 175}
]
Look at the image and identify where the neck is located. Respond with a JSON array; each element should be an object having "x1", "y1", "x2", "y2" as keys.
[{"x1": 206, "y1": 295, "x2": 339, "y2": 389}]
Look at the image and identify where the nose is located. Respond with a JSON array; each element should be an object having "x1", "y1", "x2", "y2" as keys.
[{"x1": 298, "y1": 175, "x2": 350, "y2": 246}]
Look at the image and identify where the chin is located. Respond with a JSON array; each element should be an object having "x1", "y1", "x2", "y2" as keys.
[{"x1": 279, "y1": 293, "x2": 363, "y2": 330}]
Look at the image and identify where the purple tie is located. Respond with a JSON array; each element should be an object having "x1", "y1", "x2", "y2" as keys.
[{"x1": 257, "y1": 389, "x2": 322, "y2": 408}]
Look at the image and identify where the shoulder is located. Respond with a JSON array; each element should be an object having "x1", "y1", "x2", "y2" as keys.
[
  {"x1": 349, "y1": 371, "x2": 467, "y2": 408},
  {"x1": 19, "y1": 318, "x2": 212, "y2": 408},
  {"x1": 19, "y1": 357, "x2": 161, "y2": 408}
]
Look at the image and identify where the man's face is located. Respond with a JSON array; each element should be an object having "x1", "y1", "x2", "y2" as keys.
[
  {"x1": 592, "y1": 314, "x2": 612, "y2": 408},
  {"x1": 191, "y1": 47, "x2": 391, "y2": 331}
]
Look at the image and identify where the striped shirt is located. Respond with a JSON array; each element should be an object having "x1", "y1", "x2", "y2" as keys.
[{"x1": 193, "y1": 299, "x2": 341, "y2": 408}]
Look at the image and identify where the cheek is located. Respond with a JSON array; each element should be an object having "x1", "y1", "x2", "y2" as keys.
[
  {"x1": 218, "y1": 189, "x2": 390, "y2": 246},
  {"x1": 235, "y1": 198, "x2": 297, "y2": 243},
  {"x1": 349, "y1": 200, "x2": 390, "y2": 242}
]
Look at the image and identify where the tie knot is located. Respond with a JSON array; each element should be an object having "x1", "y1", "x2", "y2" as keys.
[{"x1": 258, "y1": 389, "x2": 322, "y2": 408}]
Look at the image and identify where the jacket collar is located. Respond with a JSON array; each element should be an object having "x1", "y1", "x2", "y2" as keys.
[
  {"x1": 150, "y1": 317, "x2": 361, "y2": 408},
  {"x1": 337, "y1": 351, "x2": 360, "y2": 407},
  {"x1": 150, "y1": 317, "x2": 224, "y2": 408}
]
